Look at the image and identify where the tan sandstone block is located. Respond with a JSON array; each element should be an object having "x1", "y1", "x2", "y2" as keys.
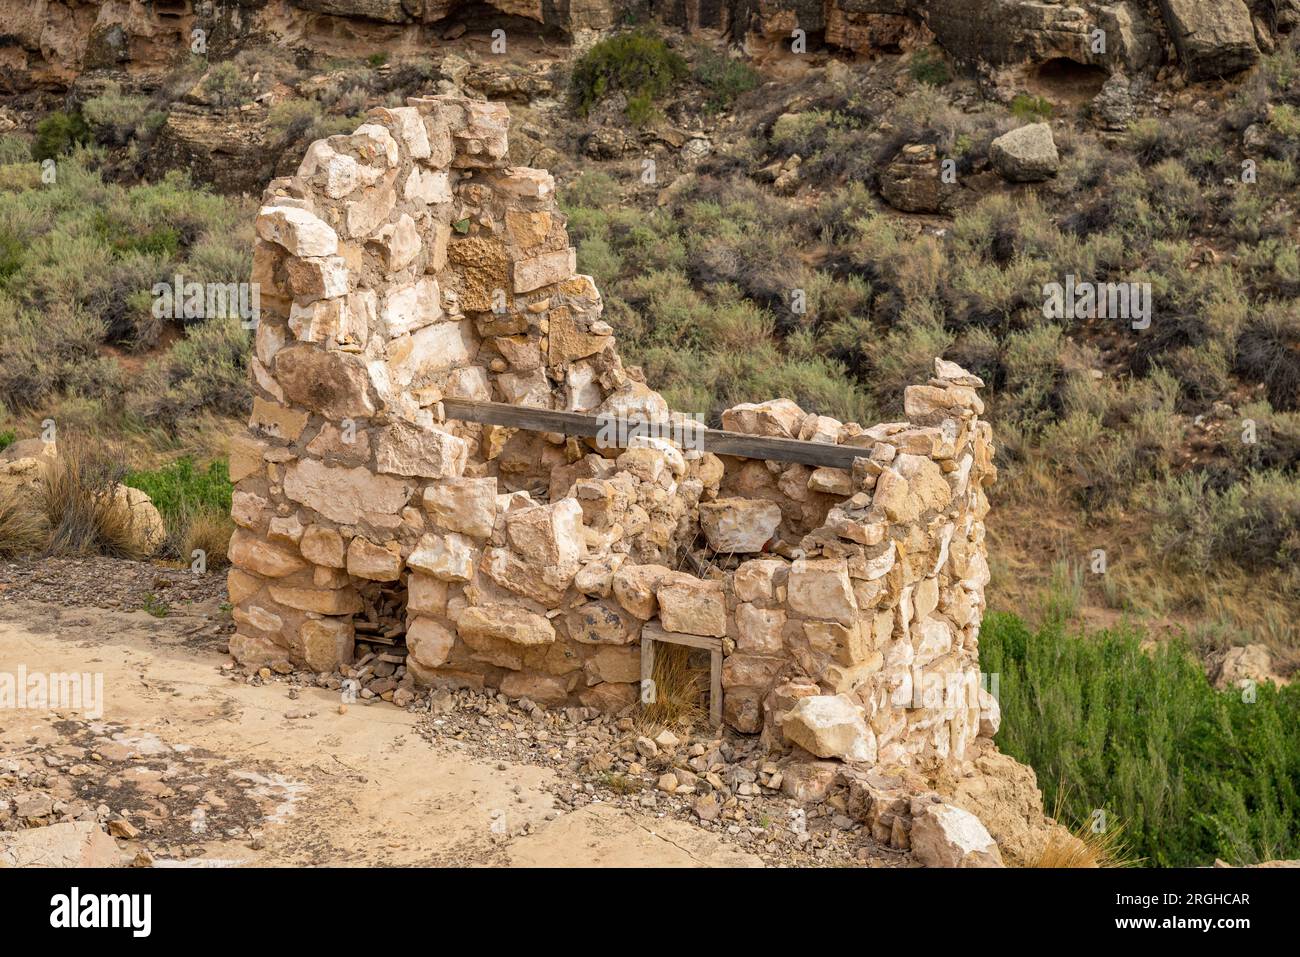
[
  {"x1": 248, "y1": 397, "x2": 308, "y2": 443},
  {"x1": 610, "y1": 563, "x2": 673, "y2": 619},
  {"x1": 736, "y1": 603, "x2": 785, "y2": 655},
  {"x1": 407, "y1": 573, "x2": 448, "y2": 615},
  {"x1": 407, "y1": 617, "x2": 455, "y2": 669},
  {"x1": 226, "y1": 568, "x2": 263, "y2": 605},
  {"x1": 374, "y1": 422, "x2": 466, "y2": 480},
  {"x1": 733, "y1": 559, "x2": 787, "y2": 602},
  {"x1": 300, "y1": 525, "x2": 346, "y2": 567},
  {"x1": 407, "y1": 532, "x2": 475, "y2": 582},
  {"x1": 511, "y1": 247, "x2": 576, "y2": 294},
  {"x1": 300, "y1": 618, "x2": 355, "y2": 672},
  {"x1": 268, "y1": 584, "x2": 364, "y2": 615},
  {"x1": 699, "y1": 498, "x2": 782, "y2": 553},
  {"x1": 228, "y1": 435, "x2": 268, "y2": 484},
  {"x1": 505, "y1": 498, "x2": 584, "y2": 569},
  {"x1": 228, "y1": 529, "x2": 306, "y2": 578},
  {"x1": 457, "y1": 604, "x2": 555, "y2": 646},
  {"x1": 422, "y1": 476, "x2": 498, "y2": 538},
  {"x1": 346, "y1": 537, "x2": 403, "y2": 581},
  {"x1": 788, "y1": 559, "x2": 858, "y2": 627},
  {"x1": 256, "y1": 205, "x2": 338, "y2": 258},
  {"x1": 656, "y1": 575, "x2": 727, "y2": 637},
  {"x1": 283, "y1": 460, "x2": 411, "y2": 527}
]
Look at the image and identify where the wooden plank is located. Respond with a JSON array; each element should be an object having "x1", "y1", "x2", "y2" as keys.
[
  {"x1": 640, "y1": 638, "x2": 655, "y2": 706},
  {"x1": 441, "y1": 398, "x2": 606, "y2": 439},
  {"x1": 709, "y1": 647, "x2": 723, "y2": 728},
  {"x1": 439, "y1": 398, "x2": 864, "y2": 469},
  {"x1": 703, "y1": 430, "x2": 863, "y2": 470},
  {"x1": 641, "y1": 623, "x2": 723, "y2": 652}
]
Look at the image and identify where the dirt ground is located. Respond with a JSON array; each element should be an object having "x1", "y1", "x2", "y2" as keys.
[{"x1": 0, "y1": 593, "x2": 764, "y2": 867}]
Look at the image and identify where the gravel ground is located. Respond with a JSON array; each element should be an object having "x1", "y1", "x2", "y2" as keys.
[
  {"x1": 0, "y1": 556, "x2": 229, "y2": 614},
  {"x1": 242, "y1": 665, "x2": 910, "y2": 868},
  {"x1": 1, "y1": 555, "x2": 907, "y2": 867}
]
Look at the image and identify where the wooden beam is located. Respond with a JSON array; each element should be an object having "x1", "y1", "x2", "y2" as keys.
[
  {"x1": 440, "y1": 398, "x2": 865, "y2": 470},
  {"x1": 641, "y1": 623, "x2": 723, "y2": 652}
]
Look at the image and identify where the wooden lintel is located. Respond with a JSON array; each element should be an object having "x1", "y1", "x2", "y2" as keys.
[{"x1": 440, "y1": 398, "x2": 864, "y2": 470}]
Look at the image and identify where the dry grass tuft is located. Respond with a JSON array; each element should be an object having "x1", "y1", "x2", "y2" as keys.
[
  {"x1": 1034, "y1": 821, "x2": 1142, "y2": 868},
  {"x1": 0, "y1": 493, "x2": 48, "y2": 557},
  {"x1": 1033, "y1": 785, "x2": 1143, "y2": 868},
  {"x1": 177, "y1": 504, "x2": 234, "y2": 569},
  {"x1": 640, "y1": 642, "x2": 708, "y2": 732},
  {"x1": 40, "y1": 437, "x2": 147, "y2": 560}
]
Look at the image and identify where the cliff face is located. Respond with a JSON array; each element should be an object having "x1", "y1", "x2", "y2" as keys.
[
  {"x1": 4, "y1": 0, "x2": 1295, "y2": 92},
  {"x1": 0, "y1": 0, "x2": 609, "y2": 90}
]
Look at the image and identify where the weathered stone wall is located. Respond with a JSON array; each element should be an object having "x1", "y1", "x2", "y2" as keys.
[{"x1": 228, "y1": 95, "x2": 998, "y2": 770}]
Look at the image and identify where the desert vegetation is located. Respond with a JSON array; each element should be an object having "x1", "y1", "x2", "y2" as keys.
[
  {"x1": 559, "y1": 36, "x2": 1300, "y2": 657},
  {"x1": 1, "y1": 12, "x2": 1297, "y2": 871},
  {"x1": 983, "y1": 594, "x2": 1300, "y2": 867}
]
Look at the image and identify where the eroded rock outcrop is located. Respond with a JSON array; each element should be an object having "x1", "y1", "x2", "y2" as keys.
[{"x1": 1, "y1": 0, "x2": 1282, "y2": 93}]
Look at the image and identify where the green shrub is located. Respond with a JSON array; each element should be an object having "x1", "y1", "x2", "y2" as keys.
[
  {"x1": 124, "y1": 457, "x2": 232, "y2": 528},
  {"x1": 1227, "y1": 401, "x2": 1300, "y2": 473},
  {"x1": 1236, "y1": 306, "x2": 1300, "y2": 411},
  {"x1": 1150, "y1": 470, "x2": 1300, "y2": 574},
  {"x1": 0, "y1": 151, "x2": 251, "y2": 391},
  {"x1": 32, "y1": 111, "x2": 91, "y2": 162},
  {"x1": 126, "y1": 315, "x2": 251, "y2": 429},
  {"x1": 200, "y1": 61, "x2": 257, "y2": 107},
  {"x1": 693, "y1": 48, "x2": 760, "y2": 112},
  {"x1": 625, "y1": 91, "x2": 658, "y2": 127},
  {"x1": 0, "y1": 429, "x2": 14, "y2": 451},
  {"x1": 124, "y1": 456, "x2": 234, "y2": 564},
  {"x1": 0, "y1": 299, "x2": 122, "y2": 412},
  {"x1": 266, "y1": 99, "x2": 320, "y2": 143},
  {"x1": 909, "y1": 48, "x2": 952, "y2": 87},
  {"x1": 1010, "y1": 94, "x2": 1053, "y2": 122},
  {"x1": 1270, "y1": 103, "x2": 1300, "y2": 138},
  {"x1": 571, "y1": 31, "x2": 688, "y2": 117},
  {"x1": 982, "y1": 609, "x2": 1300, "y2": 866}
]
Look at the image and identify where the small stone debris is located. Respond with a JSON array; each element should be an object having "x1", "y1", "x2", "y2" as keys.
[{"x1": 107, "y1": 819, "x2": 140, "y2": 839}]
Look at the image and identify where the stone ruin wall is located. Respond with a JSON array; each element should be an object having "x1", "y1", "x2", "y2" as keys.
[{"x1": 227, "y1": 94, "x2": 998, "y2": 770}]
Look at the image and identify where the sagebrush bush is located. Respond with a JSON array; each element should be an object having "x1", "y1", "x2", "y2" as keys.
[
  {"x1": 1150, "y1": 470, "x2": 1300, "y2": 574},
  {"x1": 82, "y1": 85, "x2": 168, "y2": 147},
  {"x1": 200, "y1": 61, "x2": 258, "y2": 107},
  {"x1": 1227, "y1": 401, "x2": 1300, "y2": 473},
  {"x1": 127, "y1": 316, "x2": 251, "y2": 428},
  {"x1": 0, "y1": 152, "x2": 250, "y2": 419},
  {"x1": 908, "y1": 48, "x2": 952, "y2": 86},
  {"x1": 692, "y1": 47, "x2": 760, "y2": 112},
  {"x1": 1235, "y1": 306, "x2": 1300, "y2": 411},
  {"x1": 0, "y1": 134, "x2": 32, "y2": 165}
]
